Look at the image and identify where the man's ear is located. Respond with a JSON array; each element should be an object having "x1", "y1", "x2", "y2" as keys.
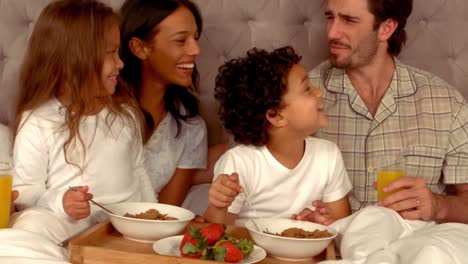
[
  {"x1": 129, "y1": 37, "x2": 150, "y2": 60},
  {"x1": 266, "y1": 109, "x2": 287, "y2": 128},
  {"x1": 379, "y1": 18, "x2": 398, "y2": 42}
]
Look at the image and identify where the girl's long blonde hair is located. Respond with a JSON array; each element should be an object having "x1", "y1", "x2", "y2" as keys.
[{"x1": 12, "y1": 0, "x2": 143, "y2": 166}]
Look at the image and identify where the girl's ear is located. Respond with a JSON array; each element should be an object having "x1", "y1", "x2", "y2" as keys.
[
  {"x1": 129, "y1": 37, "x2": 150, "y2": 60},
  {"x1": 266, "y1": 109, "x2": 287, "y2": 128}
]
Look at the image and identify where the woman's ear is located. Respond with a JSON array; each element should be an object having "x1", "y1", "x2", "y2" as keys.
[
  {"x1": 266, "y1": 109, "x2": 287, "y2": 128},
  {"x1": 129, "y1": 37, "x2": 150, "y2": 60},
  {"x1": 378, "y1": 18, "x2": 398, "y2": 42}
]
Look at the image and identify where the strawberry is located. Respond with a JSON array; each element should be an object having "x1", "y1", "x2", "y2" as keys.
[
  {"x1": 235, "y1": 238, "x2": 254, "y2": 257},
  {"x1": 180, "y1": 227, "x2": 206, "y2": 259},
  {"x1": 213, "y1": 240, "x2": 244, "y2": 263},
  {"x1": 200, "y1": 223, "x2": 225, "y2": 245},
  {"x1": 181, "y1": 242, "x2": 202, "y2": 259}
]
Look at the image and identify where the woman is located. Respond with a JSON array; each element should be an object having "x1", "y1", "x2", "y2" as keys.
[{"x1": 119, "y1": 0, "x2": 208, "y2": 213}]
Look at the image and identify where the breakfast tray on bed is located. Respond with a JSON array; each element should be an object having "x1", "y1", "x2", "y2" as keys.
[{"x1": 68, "y1": 220, "x2": 336, "y2": 264}]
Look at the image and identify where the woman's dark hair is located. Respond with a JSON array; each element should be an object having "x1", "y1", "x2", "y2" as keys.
[
  {"x1": 368, "y1": 0, "x2": 413, "y2": 56},
  {"x1": 119, "y1": 0, "x2": 203, "y2": 141},
  {"x1": 215, "y1": 46, "x2": 301, "y2": 146}
]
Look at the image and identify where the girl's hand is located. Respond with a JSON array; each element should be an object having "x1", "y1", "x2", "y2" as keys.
[
  {"x1": 291, "y1": 200, "x2": 335, "y2": 226},
  {"x1": 208, "y1": 172, "x2": 243, "y2": 208},
  {"x1": 10, "y1": 190, "x2": 19, "y2": 215},
  {"x1": 63, "y1": 186, "x2": 93, "y2": 220}
]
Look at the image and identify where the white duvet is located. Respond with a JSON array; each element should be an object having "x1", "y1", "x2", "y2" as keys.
[
  {"x1": 1, "y1": 206, "x2": 468, "y2": 263},
  {"x1": 319, "y1": 206, "x2": 468, "y2": 264},
  {"x1": 0, "y1": 228, "x2": 69, "y2": 264}
]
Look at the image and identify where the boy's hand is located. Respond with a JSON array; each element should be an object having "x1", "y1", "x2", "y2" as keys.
[
  {"x1": 63, "y1": 186, "x2": 93, "y2": 220},
  {"x1": 292, "y1": 200, "x2": 335, "y2": 226},
  {"x1": 10, "y1": 190, "x2": 19, "y2": 215},
  {"x1": 208, "y1": 172, "x2": 243, "y2": 208}
]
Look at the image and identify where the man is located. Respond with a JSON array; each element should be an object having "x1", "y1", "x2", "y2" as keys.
[{"x1": 310, "y1": 0, "x2": 468, "y2": 223}]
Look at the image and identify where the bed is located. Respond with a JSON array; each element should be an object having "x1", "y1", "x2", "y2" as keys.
[{"x1": 0, "y1": 0, "x2": 467, "y2": 263}]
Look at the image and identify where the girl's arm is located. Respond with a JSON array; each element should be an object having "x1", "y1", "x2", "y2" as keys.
[
  {"x1": 13, "y1": 114, "x2": 53, "y2": 211},
  {"x1": 133, "y1": 123, "x2": 156, "y2": 203}
]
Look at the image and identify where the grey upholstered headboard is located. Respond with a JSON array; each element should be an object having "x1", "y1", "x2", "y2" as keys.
[{"x1": 1, "y1": 0, "x2": 467, "y2": 145}]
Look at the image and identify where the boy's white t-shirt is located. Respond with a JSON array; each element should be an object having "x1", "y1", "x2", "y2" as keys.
[{"x1": 213, "y1": 137, "x2": 352, "y2": 225}]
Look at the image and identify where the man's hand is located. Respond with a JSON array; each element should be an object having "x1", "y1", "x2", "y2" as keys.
[
  {"x1": 63, "y1": 186, "x2": 93, "y2": 220},
  {"x1": 377, "y1": 176, "x2": 438, "y2": 221},
  {"x1": 10, "y1": 190, "x2": 19, "y2": 215}
]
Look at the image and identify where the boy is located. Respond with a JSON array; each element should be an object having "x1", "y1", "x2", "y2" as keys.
[{"x1": 204, "y1": 46, "x2": 351, "y2": 225}]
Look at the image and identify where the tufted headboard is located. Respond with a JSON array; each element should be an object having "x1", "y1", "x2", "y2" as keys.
[{"x1": 1, "y1": 0, "x2": 467, "y2": 145}]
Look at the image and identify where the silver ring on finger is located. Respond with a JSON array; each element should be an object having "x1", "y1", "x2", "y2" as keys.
[{"x1": 416, "y1": 199, "x2": 420, "y2": 209}]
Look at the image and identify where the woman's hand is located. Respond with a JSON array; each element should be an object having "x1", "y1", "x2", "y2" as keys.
[{"x1": 63, "y1": 186, "x2": 93, "y2": 220}]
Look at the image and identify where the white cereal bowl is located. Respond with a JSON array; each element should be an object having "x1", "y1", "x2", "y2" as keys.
[
  {"x1": 105, "y1": 202, "x2": 195, "y2": 243},
  {"x1": 245, "y1": 218, "x2": 337, "y2": 261}
]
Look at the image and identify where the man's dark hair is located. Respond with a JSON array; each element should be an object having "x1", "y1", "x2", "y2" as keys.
[{"x1": 368, "y1": 0, "x2": 413, "y2": 56}]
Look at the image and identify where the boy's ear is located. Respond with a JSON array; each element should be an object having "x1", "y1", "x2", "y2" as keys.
[
  {"x1": 266, "y1": 109, "x2": 287, "y2": 128},
  {"x1": 129, "y1": 37, "x2": 150, "y2": 60}
]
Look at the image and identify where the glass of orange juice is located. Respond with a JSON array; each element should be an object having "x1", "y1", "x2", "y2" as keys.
[
  {"x1": 377, "y1": 166, "x2": 405, "y2": 201},
  {"x1": 0, "y1": 162, "x2": 13, "y2": 228}
]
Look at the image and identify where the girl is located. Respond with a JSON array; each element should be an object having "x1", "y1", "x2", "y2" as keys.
[
  {"x1": 119, "y1": 0, "x2": 208, "y2": 213},
  {"x1": 204, "y1": 47, "x2": 352, "y2": 225},
  {"x1": 11, "y1": 0, "x2": 155, "y2": 243}
]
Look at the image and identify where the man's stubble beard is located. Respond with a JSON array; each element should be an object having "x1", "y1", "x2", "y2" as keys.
[{"x1": 329, "y1": 31, "x2": 379, "y2": 69}]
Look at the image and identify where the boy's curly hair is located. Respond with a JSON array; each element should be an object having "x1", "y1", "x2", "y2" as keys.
[{"x1": 214, "y1": 46, "x2": 301, "y2": 146}]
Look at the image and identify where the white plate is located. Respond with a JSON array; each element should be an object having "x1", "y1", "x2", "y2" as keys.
[{"x1": 153, "y1": 235, "x2": 267, "y2": 264}]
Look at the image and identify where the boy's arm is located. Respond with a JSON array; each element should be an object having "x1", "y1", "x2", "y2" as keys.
[
  {"x1": 293, "y1": 195, "x2": 351, "y2": 225},
  {"x1": 204, "y1": 206, "x2": 237, "y2": 225},
  {"x1": 325, "y1": 195, "x2": 351, "y2": 220},
  {"x1": 204, "y1": 173, "x2": 242, "y2": 224}
]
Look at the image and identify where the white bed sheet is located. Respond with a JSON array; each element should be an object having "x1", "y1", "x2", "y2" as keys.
[
  {"x1": 0, "y1": 228, "x2": 69, "y2": 264},
  {"x1": 319, "y1": 206, "x2": 468, "y2": 264}
]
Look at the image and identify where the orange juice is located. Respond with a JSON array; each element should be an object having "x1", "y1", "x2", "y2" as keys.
[
  {"x1": 0, "y1": 174, "x2": 12, "y2": 228},
  {"x1": 377, "y1": 169, "x2": 405, "y2": 201}
]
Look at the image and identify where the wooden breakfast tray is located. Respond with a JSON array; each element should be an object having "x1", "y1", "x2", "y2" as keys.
[{"x1": 68, "y1": 220, "x2": 336, "y2": 264}]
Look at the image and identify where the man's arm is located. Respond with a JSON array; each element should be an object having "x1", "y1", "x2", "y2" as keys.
[
  {"x1": 434, "y1": 183, "x2": 468, "y2": 223},
  {"x1": 10, "y1": 190, "x2": 18, "y2": 215},
  {"x1": 380, "y1": 178, "x2": 468, "y2": 224}
]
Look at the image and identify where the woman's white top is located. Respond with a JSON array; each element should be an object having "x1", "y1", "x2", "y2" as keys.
[{"x1": 144, "y1": 113, "x2": 207, "y2": 198}]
